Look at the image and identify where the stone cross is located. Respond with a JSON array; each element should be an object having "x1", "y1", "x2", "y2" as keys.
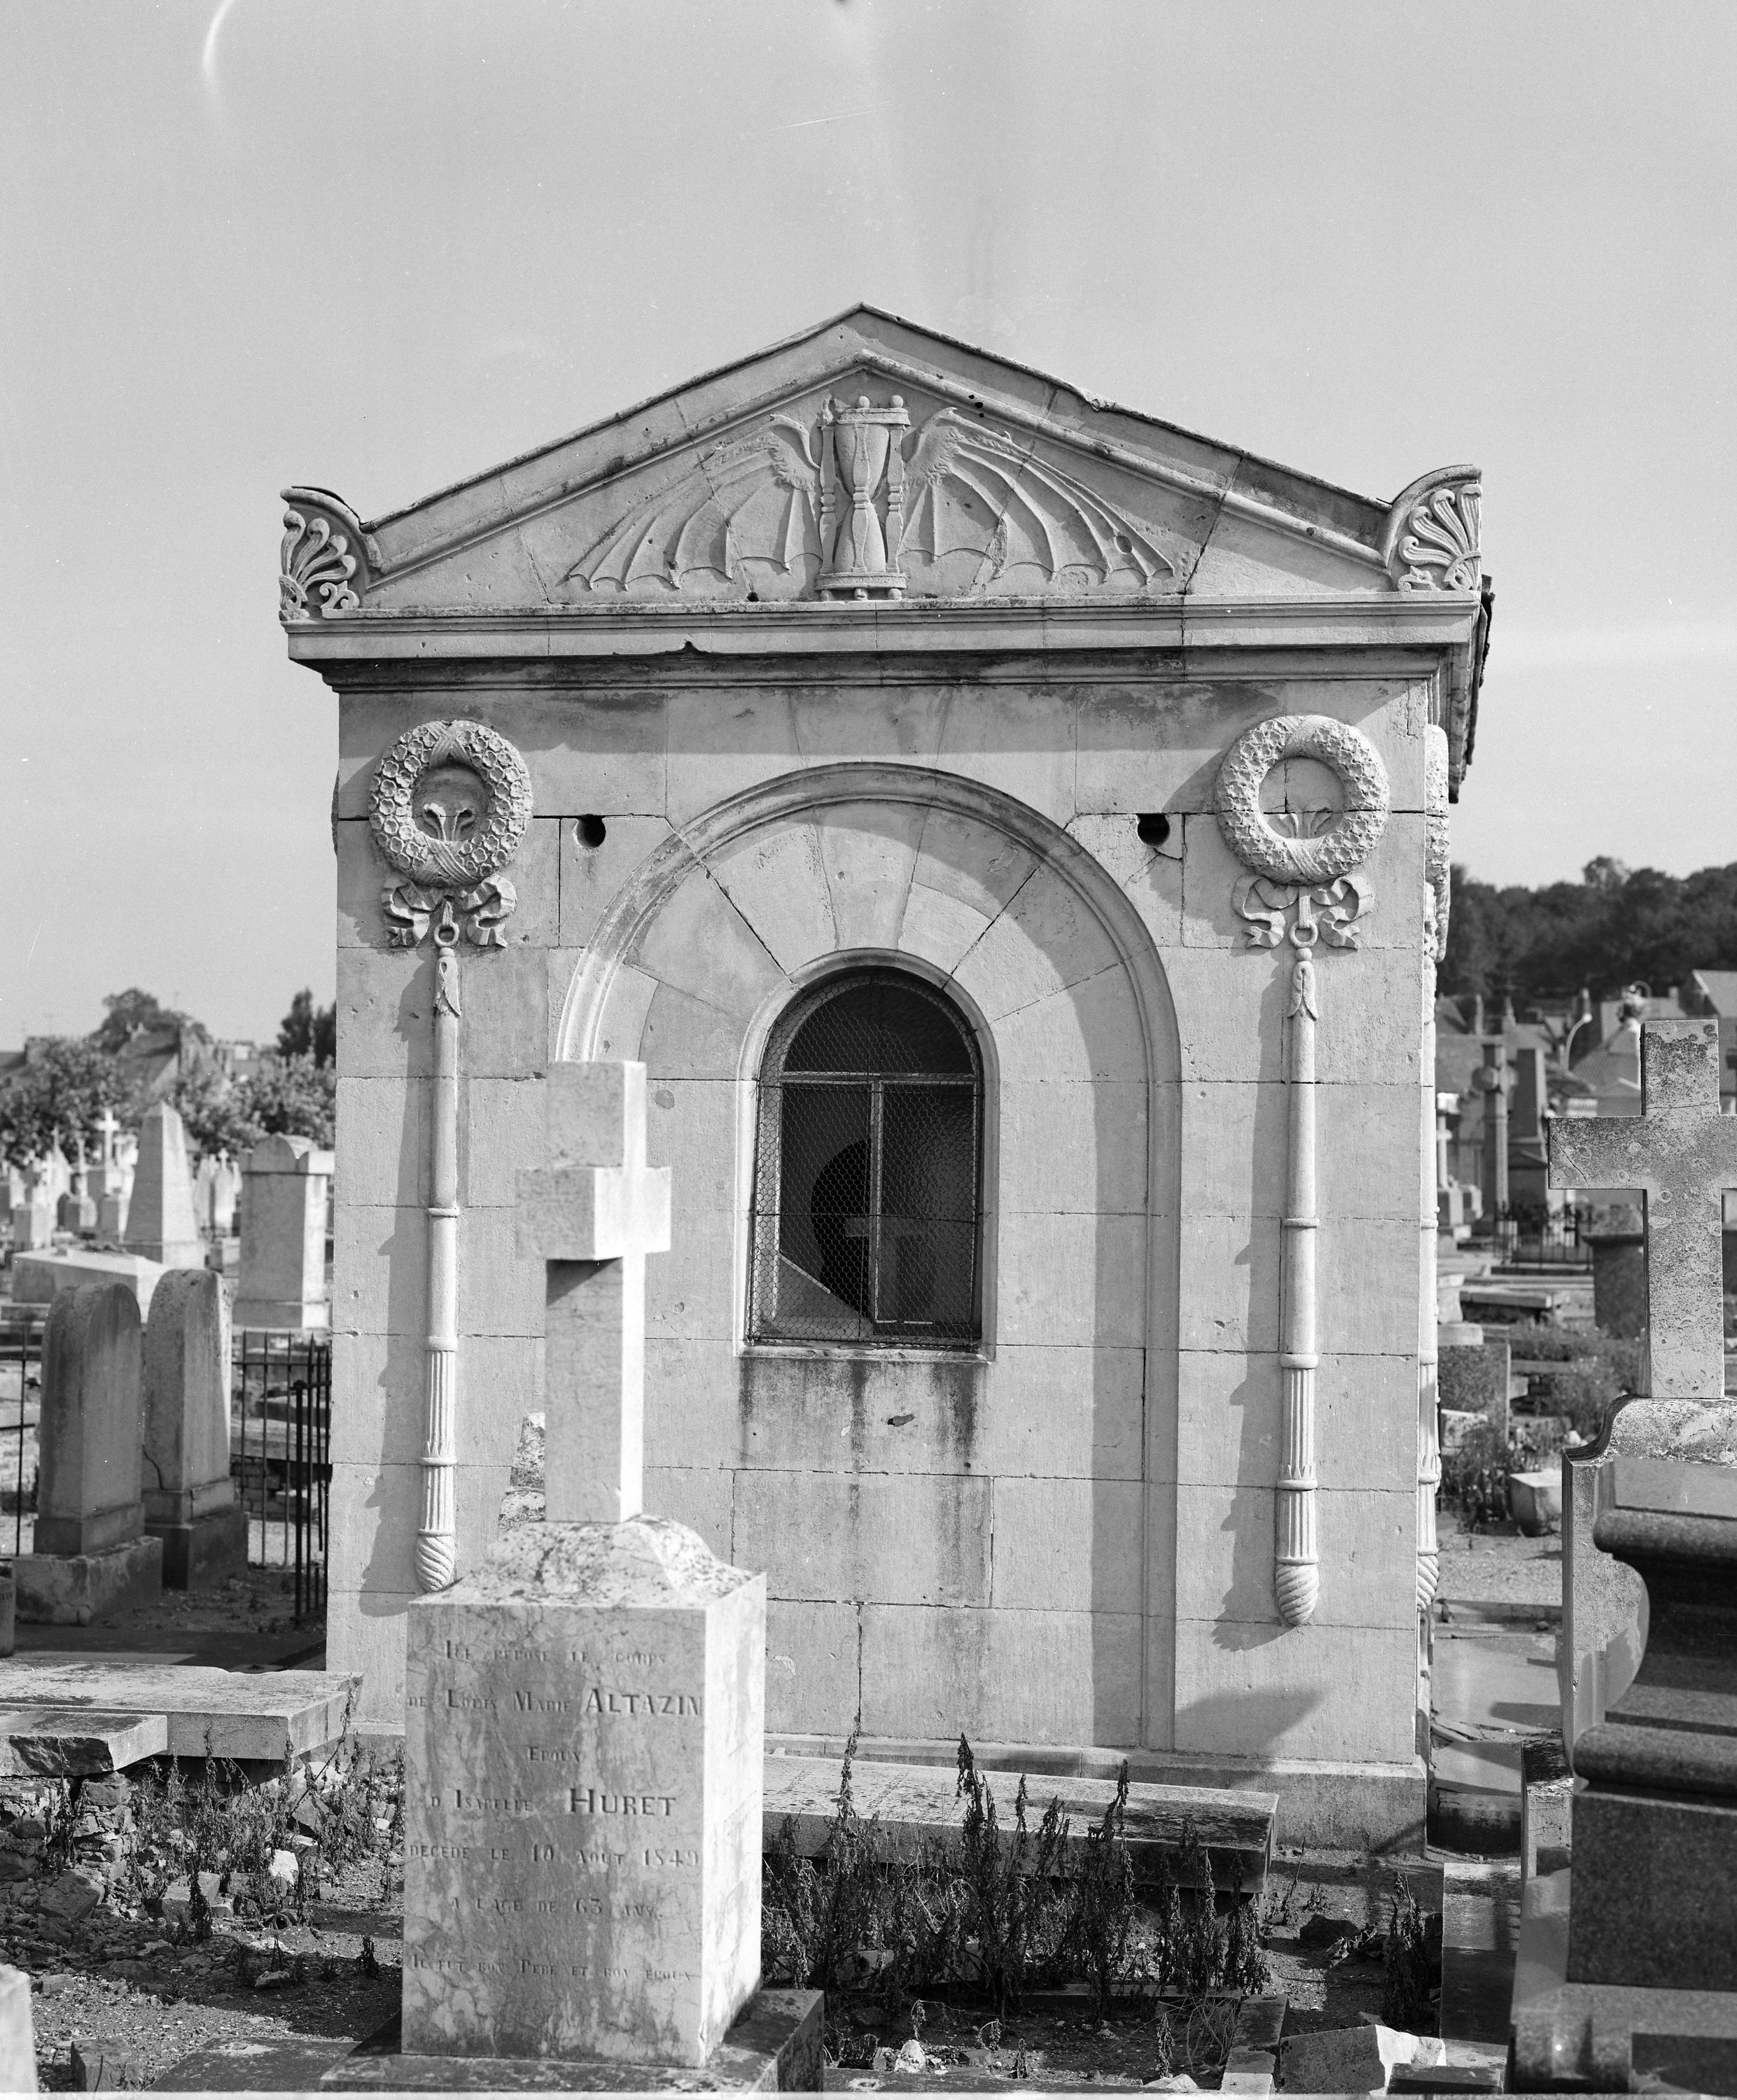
[
  {"x1": 1549, "y1": 1017, "x2": 1737, "y2": 1401},
  {"x1": 516, "y1": 1062, "x2": 672, "y2": 1524},
  {"x1": 97, "y1": 1107, "x2": 120, "y2": 1168}
]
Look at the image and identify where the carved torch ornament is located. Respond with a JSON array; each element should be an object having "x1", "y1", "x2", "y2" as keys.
[
  {"x1": 1417, "y1": 727, "x2": 1451, "y2": 1616},
  {"x1": 368, "y1": 721, "x2": 533, "y2": 1592},
  {"x1": 1214, "y1": 716, "x2": 1392, "y2": 1628}
]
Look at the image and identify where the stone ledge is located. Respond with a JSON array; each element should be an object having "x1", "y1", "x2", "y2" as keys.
[
  {"x1": 769, "y1": 1733, "x2": 1426, "y2": 1852},
  {"x1": 0, "y1": 1658, "x2": 361, "y2": 1760},
  {"x1": 14, "y1": 1536, "x2": 162, "y2": 1625},
  {"x1": 321, "y1": 1989, "x2": 824, "y2": 2092}
]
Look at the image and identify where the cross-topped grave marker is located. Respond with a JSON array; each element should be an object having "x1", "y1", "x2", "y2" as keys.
[
  {"x1": 515, "y1": 1060, "x2": 672, "y2": 1524},
  {"x1": 1549, "y1": 1016, "x2": 1737, "y2": 1402},
  {"x1": 391, "y1": 1060, "x2": 810, "y2": 2084}
]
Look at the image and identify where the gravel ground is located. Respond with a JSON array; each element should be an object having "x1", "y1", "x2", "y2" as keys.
[
  {"x1": 1435, "y1": 1505, "x2": 1563, "y2": 1614},
  {"x1": 20, "y1": 1857, "x2": 402, "y2": 2091}
]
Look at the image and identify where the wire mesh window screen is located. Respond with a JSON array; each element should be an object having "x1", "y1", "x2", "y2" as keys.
[{"x1": 749, "y1": 971, "x2": 982, "y2": 1347}]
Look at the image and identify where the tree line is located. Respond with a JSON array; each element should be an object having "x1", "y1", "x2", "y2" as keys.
[
  {"x1": 0, "y1": 988, "x2": 337, "y2": 1166},
  {"x1": 1441, "y1": 858, "x2": 1737, "y2": 1009}
]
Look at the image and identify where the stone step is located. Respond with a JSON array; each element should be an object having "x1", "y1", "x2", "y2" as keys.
[
  {"x1": 763, "y1": 1754, "x2": 1274, "y2": 1890},
  {"x1": 0, "y1": 1658, "x2": 361, "y2": 1761}
]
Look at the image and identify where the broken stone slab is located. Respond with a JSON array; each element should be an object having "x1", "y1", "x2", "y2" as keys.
[
  {"x1": 69, "y1": 2036, "x2": 144, "y2": 2092},
  {"x1": 1220, "y1": 2045, "x2": 1274, "y2": 2093},
  {"x1": 13, "y1": 1536, "x2": 163, "y2": 1626},
  {"x1": 1232, "y1": 1997, "x2": 1288, "y2": 2051},
  {"x1": 1277, "y1": 2023, "x2": 1444, "y2": 2094},
  {"x1": 0, "y1": 1707, "x2": 166, "y2": 1777},
  {"x1": 321, "y1": 1991, "x2": 825, "y2": 2091},
  {"x1": 0, "y1": 1658, "x2": 361, "y2": 1760},
  {"x1": 763, "y1": 1751, "x2": 1274, "y2": 1890}
]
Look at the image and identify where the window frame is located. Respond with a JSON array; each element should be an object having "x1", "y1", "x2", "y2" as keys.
[{"x1": 745, "y1": 965, "x2": 987, "y2": 1354}]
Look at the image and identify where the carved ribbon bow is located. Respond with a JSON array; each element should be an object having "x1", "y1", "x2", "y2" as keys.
[
  {"x1": 382, "y1": 876, "x2": 519, "y2": 951},
  {"x1": 1231, "y1": 873, "x2": 1371, "y2": 951}
]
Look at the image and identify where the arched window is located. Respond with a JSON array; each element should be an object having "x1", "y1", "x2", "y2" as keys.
[{"x1": 748, "y1": 969, "x2": 984, "y2": 1349}]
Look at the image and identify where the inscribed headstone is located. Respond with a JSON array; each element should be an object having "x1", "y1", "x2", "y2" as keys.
[
  {"x1": 123, "y1": 1105, "x2": 203, "y2": 1268},
  {"x1": 404, "y1": 1522, "x2": 764, "y2": 2066},
  {"x1": 142, "y1": 1270, "x2": 246, "y2": 1587}
]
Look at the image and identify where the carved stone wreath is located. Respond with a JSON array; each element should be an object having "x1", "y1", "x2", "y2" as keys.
[
  {"x1": 368, "y1": 720, "x2": 533, "y2": 888},
  {"x1": 1214, "y1": 715, "x2": 1391, "y2": 886}
]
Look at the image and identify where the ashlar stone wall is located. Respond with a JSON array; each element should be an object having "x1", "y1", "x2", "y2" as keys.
[{"x1": 329, "y1": 660, "x2": 1432, "y2": 1773}]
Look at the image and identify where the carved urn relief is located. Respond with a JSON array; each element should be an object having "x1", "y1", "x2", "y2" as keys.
[{"x1": 817, "y1": 393, "x2": 909, "y2": 598}]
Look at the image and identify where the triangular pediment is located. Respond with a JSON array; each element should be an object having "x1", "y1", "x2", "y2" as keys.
[{"x1": 280, "y1": 307, "x2": 1482, "y2": 619}]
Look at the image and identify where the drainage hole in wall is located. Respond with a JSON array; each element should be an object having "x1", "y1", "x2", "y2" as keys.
[
  {"x1": 1136, "y1": 812, "x2": 1171, "y2": 848},
  {"x1": 576, "y1": 815, "x2": 608, "y2": 850}
]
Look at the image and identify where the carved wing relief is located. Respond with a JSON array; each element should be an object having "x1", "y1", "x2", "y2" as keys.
[
  {"x1": 564, "y1": 416, "x2": 823, "y2": 593},
  {"x1": 561, "y1": 394, "x2": 1178, "y2": 600},
  {"x1": 901, "y1": 409, "x2": 1173, "y2": 589}
]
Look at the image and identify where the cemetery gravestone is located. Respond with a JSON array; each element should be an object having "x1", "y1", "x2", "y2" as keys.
[
  {"x1": 210, "y1": 1155, "x2": 241, "y2": 1237},
  {"x1": 42, "y1": 1146, "x2": 70, "y2": 1211},
  {"x1": 123, "y1": 1104, "x2": 204, "y2": 1268},
  {"x1": 9, "y1": 1248, "x2": 165, "y2": 1320},
  {"x1": 1583, "y1": 1203, "x2": 1647, "y2": 1340},
  {"x1": 1474, "y1": 1037, "x2": 1510, "y2": 1222},
  {"x1": 394, "y1": 1063, "x2": 818, "y2": 2086},
  {"x1": 1514, "y1": 1017, "x2": 1737, "y2": 2083},
  {"x1": 14, "y1": 1282, "x2": 163, "y2": 1623},
  {"x1": 56, "y1": 1158, "x2": 95, "y2": 1237},
  {"x1": 233, "y1": 1133, "x2": 332, "y2": 1330},
  {"x1": 93, "y1": 1112, "x2": 129, "y2": 1242},
  {"x1": 11, "y1": 1170, "x2": 53, "y2": 1254},
  {"x1": 142, "y1": 1270, "x2": 246, "y2": 1588}
]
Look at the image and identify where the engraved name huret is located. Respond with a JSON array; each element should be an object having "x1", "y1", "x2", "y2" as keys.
[
  {"x1": 1213, "y1": 716, "x2": 1392, "y2": 1628},
  {"x1": 399, "y1": 1063, "x2": 768, "y2": 2071}
]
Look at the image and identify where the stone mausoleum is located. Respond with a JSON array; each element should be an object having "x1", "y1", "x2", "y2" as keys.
[{"x1": 281, "y1": 309, "x2": 1491, "y2": 1840}]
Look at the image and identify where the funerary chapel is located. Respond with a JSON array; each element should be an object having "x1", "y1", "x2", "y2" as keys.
[{"x1": 281, "y1": 307, "x2": 1491, "y2": 1844}]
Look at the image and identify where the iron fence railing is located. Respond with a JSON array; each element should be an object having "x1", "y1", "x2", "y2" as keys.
[
  {"x1": 1491, "y1": 1208, "x2": 1593, "y2": 1269},
  {"x1": 0, "y1": 1311, "x2": 42, "y2": 1558},
  {"x1": 232, "y1": 1329, "x2": 331, "y2": 1623}
]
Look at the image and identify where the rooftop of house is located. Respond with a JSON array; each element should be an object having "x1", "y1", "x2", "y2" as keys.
[{"x1": 1689, "y1": 969, "x2": 1737, "y2": 1016}]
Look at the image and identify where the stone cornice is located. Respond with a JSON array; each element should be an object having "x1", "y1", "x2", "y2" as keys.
[{"x1": 284, "y1": 592, "x2": 1484, "y2": 666}]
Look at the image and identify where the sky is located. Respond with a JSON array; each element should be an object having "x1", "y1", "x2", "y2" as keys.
[{"x1": 3, "y1": 1, "x2": 1734, "y2": 1045}]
